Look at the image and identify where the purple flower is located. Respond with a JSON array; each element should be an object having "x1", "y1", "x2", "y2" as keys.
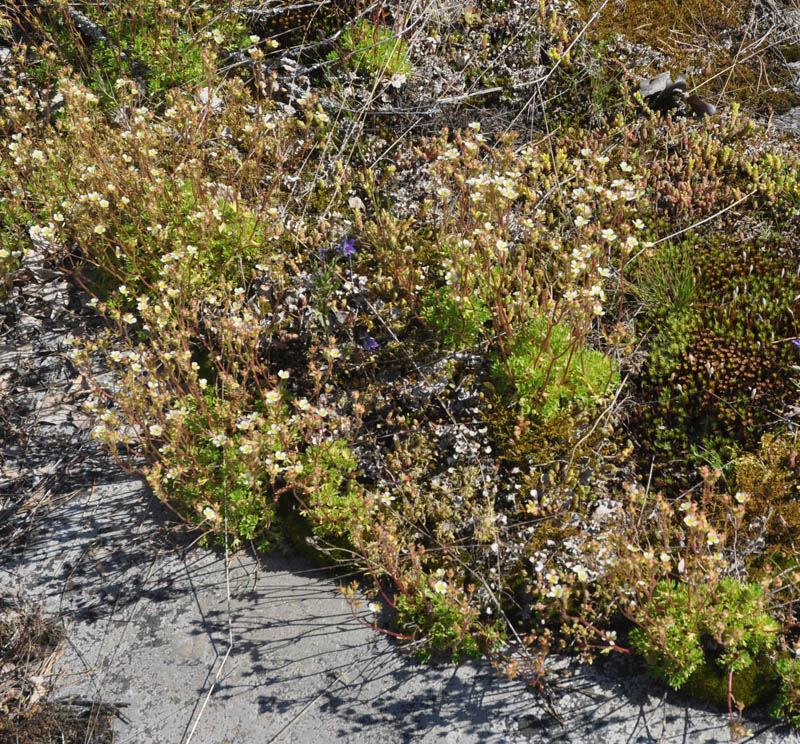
[
  {"x1": 792, "y1": 339, "x2": 800, "y2": 349},
  {"x1": 362, "y1": 337, "x2": 379, "y2": 351},
  {"x1": 337, "y1": 237, "x2": 357, "y2": 256}
]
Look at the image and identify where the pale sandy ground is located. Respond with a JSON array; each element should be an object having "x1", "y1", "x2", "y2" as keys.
[{"x1": 4, "y1": 471, "x2": 800, "y2": 744}]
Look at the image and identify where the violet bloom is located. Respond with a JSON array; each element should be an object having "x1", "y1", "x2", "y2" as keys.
[
  {"x1": 337, "y1": 237, "x2": 356, "y2": 256},
  {"x1": 362, "y1": 337, "x2": 379, "y2": 352},
  {"x1": 792, "y1": 339, "x2": 800, "y2": 349}
]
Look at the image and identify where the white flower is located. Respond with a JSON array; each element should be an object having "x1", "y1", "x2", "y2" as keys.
[
  {"x1": 202, "y1": 506, "x2": 216, "y2": 520},
  {"x1": 265, "y1": 390, "x2": 280, "y2": 404},
  {"x1": 498, "y1": 184, "x2": 518, "y2": 200},
  {"x1": 211, "y1": 433, "x2": 227, "y2": 447},
  {"x1": 122, "y1": 313, "x2": 137, "y2": 324},
  {"x1": 600, "y1": 228, "x2": 617, "y2": 242},
  {"x1": 239, "y1": 442, "x2": 254, "y2": 454},
  {"x1": 734, "y1": 491, "x2": 748, "y2": 504},
  {"x1": 278, "y1": 369, "x2": 290, "y2": 379},
  {"x1": 93, "y1": 224, "x2": 106, "y2": 235},
  {"x1": 547, "y1": 584, "x2": 565, "y2": 599},
  {"x1": 368, "y1": 602, "x2": 381, "y2": 614},
  {"x1": 327, "y1": 347, "x2": 341, "y2": 360},
  {"x1": 149, "y1": 424, "x2": 163, "y2": 437},
  {"x1": 378, "y1": 491, "x2": 395, "y2": 506},
  {"x1": 432, "y1": 580, "x2": 448, "y2": 594}
]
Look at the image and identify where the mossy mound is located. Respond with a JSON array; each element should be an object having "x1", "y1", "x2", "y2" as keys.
[
  {"x1": 683, "y1": 653, "x2": 780, "y2": 709},
  {"x1": 576, "y1": 0, "x2": 800, "y2": 113}
]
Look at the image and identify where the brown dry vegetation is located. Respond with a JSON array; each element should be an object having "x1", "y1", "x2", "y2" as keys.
[{"x1": 2, "y1": 0, "x2": 800, "y2": 738}]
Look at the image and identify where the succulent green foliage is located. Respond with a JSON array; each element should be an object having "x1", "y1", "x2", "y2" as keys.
[
  {"x1": 38, "y1": 0, "x2": 249, "y2": 103},
  {"x1": 395, "y1": 582, "x2": 504, "y2": 664},
  {"x1": 329, "y1": 18, "x2": 410, "y2": 79},
  {"x1": 300, "y1": 440, "x2": 365, "y2": 541},
  {"x1": 421, "y1": 287, "x2": 490, "y2": 347},
  {"x1": 493, "y1": 315, "x2": 618, "y2": 422},
  {"x1": 0, "y1": 162, "x2": 30, "y2": 293},
  {"x1": 771, "y1": 658, "x2": 800, "y2": 727},
  {"x1": 91, "y1": 27, "x2": 207, "y2": 98},
  {"x1": 630, "y1": 578, "x2": 779, "y2": 692}
]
